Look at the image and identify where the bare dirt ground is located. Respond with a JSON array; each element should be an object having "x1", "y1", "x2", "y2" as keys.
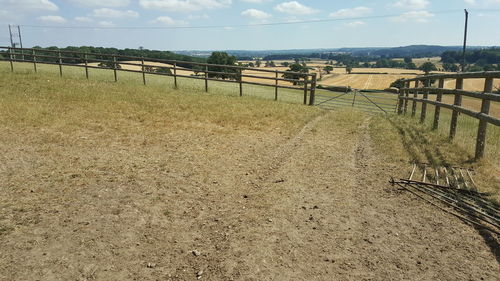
[{"x1": 1, "y1": 107, "x2": 498, "y2": 280}]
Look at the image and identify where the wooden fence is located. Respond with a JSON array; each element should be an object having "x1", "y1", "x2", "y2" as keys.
[
  {"x1": 0, "y1": 46, "x2": 317, "y2": 105},
  {"x1": 396, "y1": 71, "x2": 500, "y2": 159}
]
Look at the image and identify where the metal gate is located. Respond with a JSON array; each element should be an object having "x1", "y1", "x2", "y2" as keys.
[{"x1": 314, "y1": 89, "x2": 399, "y2": 114}]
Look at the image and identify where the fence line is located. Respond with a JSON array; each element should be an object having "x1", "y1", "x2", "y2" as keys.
[
  {"x1": 0, "y1": 46, "x2": 317, "y2": 105},
  {"x1": 396, "y1": 72, "x2": 500, "y2": 160}
]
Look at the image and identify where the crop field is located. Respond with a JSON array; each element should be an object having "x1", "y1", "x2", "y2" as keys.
[
  {"x1": 0, "y1": 62, "x2": 499, "y2": 280},
  {"x1": 240, "y1": 58, "x2": 499, "y2": 91}
]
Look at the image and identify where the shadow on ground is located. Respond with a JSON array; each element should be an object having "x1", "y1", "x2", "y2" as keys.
[{"x1": 387, "y1": 117, "x2": 500, "y2": 263}]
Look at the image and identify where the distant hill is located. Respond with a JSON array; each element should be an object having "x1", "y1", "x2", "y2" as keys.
[{"x1": 175, "y1": 45, "x2": 493, "y2": 59}]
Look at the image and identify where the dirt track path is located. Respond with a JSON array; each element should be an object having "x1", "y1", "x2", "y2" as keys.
[{"x1": 1, "y1": 111, "x2": 499, "y2": 280}]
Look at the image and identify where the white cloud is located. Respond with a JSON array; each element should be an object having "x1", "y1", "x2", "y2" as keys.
[
  {"x1": 0, "y1": 9, "x2": 20, "y2": 22},
  {"x1": 37, "y1": 15, "x2": 66, "y2": 23},
  {"x1": 187, "y1": 14, "x2": 209, "y2": 19},
  {"x1": 0, "y1": 0, "x2": 58, "y2": 12},
  {"x1": 346, "y1": 21, "x2": 365, "y2": 28},
  {"x1": 393, "y1": 0, "x2": 429, "y2": 10},
  {"x1": 274, "y1": 1, "x2": 317, "y2": 15},
  {"x1": 67, "y1": 0, "x2": 130, "y2": 7},
  {"x1": 241, "y1": 0, "x2": 271, "y2": 3},
  {"x1": 151, "y1": 16, "x2": 188, "y2": 26},
  {"x1": 74, "y1": 16, "x2": 93, "y2": 22},
  {"x1": 92, "y1": 8, "x2": 139, "y2": 18},
  {"x1": 464, "y1": 0, "x2": 476, "y2": 4},
  {"x1": 139, "y1": 0, "x2": 232, "y2": 12},
  {"x1": 98, "y1": 21, "x2": 115, "y2": 27},
  {"x1": 393, "y1": 10, "x2": 434, "y2": 22},
  {"x1": 241, "y1": 8, "x2": 271, "y2": 19},
  {"x1": 329, "y1": 6, "x2": 372, "y2": 18}
]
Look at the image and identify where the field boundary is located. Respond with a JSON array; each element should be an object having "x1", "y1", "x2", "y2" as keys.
[
  {"x1": 0, "y1": 46, "x2": 318, "y2": 105},
  {"x1": 396, "y1": 72, "x2": 500, "y2": 159}
]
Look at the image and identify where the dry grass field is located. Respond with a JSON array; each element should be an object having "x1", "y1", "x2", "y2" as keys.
[
  {"x1": 240, "y1": 59, "x2": 499, "y2": 91},
  {"x1": 0, "y1": 63, "x2": 499, "y2": 280}
]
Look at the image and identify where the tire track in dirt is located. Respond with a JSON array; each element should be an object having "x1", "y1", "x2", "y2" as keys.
[
  {"x1": 169, "y1": 112, "x2": 329, "y2": 280},
  {"x1": 248, "y1": 113, "x2": 327, "y2": 188}
]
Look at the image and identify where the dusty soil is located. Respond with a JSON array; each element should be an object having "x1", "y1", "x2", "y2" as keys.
[{"x1": 0, "y1": 110, "x2": 498, "y2": 280}]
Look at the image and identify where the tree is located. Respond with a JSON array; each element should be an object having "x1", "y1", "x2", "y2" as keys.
[
  {"x1": 265, "y1": 60, "x2": 276, "y2": 67},
  {"x1": 483, "y1": 64, "x2": 495, "y2": 71},
  {"x1": 283, "y1": 63, "x2": 309, "y2": 85},
  {"x1": 255, "y1": 59, "x2": 261, "y2": 67},
  {"x1": 282, "y1": 62, "x2": 290, "y2": 67},
  {"x1": 443, "y1": 62, "x2": 459, "y2": 72},
  {"x1": 144, "y1": 66, "x2": 155, "y2": 72},
  {"x1": 404, "y1": 57, "x2": 413, "y2": 64},
  {"x1": 468, "y1": 65, "x2": 484, "y2": 72},
  {"x1": 406, "y1": 62, "x2": 417, "y2": 69},
  {"x1": 155, "y1": 67, "x2": 172, "y2": 75},
  {"x1": 248, "y1": 62, "x2": 255, "y2": 67},
  {"x1": 419, "y1": 61, "x2": 437, "y2": 75},
  {"x1": 390, "y1": 78, "x2": 405, "y2": 89},
  {"x1": 98, "y1": 61, "x2": 121, "y2": 69},
  {"x1": 324, "y1": 65, "x2": 333, "y2": 74},
  {"x1": 346, "y1": 65, "x2": 353, "y2": 74},
  {"x1": 207, "y1": 51, "x2": 239, "y2": 80}
]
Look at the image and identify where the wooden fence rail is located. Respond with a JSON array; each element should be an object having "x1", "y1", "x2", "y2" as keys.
[
  {"x1": 0, "y1": 46, "x2": 317, "y2": 105},
  {"x1": 396, "y1": 72, "x2": 500, "y2": 160}
]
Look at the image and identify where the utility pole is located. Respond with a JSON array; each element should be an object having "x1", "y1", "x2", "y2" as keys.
[
  {"x1": 17, "y1": 25, "x2": 24, "y2": 60},
  {"x1": 17, "y1": 25, "x2": 23, "y2": 49},
  {"x1": 462, "y1": 9, "x2": 469, "y2": 72},
  {"x1": 8, "y1": 24, "x2": 14, "y2": 47}
]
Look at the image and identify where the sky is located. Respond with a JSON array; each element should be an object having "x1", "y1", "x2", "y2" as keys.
[{"x1": 0, "y1": 0, "x2": 499, "y2": 51}]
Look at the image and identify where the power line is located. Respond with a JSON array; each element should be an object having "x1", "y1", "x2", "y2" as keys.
[{"x1": 18, "y1": 9, "x2": 494, "y2": 31}]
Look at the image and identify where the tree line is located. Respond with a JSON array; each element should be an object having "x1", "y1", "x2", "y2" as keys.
[
  {"x1": 441, "y1": 48, "x2": 500, "y2": 71},
  {"x1": 0, "y1": 46, "x2": 206, "y2": 69}
]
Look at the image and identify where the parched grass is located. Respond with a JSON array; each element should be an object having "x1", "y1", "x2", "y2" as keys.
[
  {"x1": 405, "y1": 101, "x2": 500, "y2": 160},
  {"x1": 1, "y1": 61, "x2": 497, "y2": 201},
  {"x1": 0, "y1": 65, "x2": 322, "y2": 136},
  {"x1": 0, "y1": 61, "x2": 310, "y2": 106},
  {"x1": 369, "y1": 113, "x2": 500, "y2": 203}
]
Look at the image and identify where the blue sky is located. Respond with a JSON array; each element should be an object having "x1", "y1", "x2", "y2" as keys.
[{"x1": 0, "y1": 0, "x2": 499, "y2": 50}]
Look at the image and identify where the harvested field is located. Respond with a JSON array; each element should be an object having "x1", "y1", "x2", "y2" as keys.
[{"x1": 0, "y1": 68, "x2": 499, "y2": 280}]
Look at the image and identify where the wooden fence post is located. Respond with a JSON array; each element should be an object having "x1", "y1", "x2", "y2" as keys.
[
  {"x1": 32, "y1": 49, "x2": 37, "y2": 73},
  {"x1": 58, "y1": 51, "x2": 62, "y2": 77},
  {"x1": 403, "y1": 81, "x2": 410, "y2": 115},
  {"x1": 309, "y1": 73, "x2": 317, "y2": 106},
  {"x1": 204, "y1": 66, "x2": 209, "y2": 92},
  {"x1": 432, "y1": 78, "x2": 445, "y2": 130},
  {"x1": 274, "y1": 71, "x2": 278, "y2": 101},
  {"x1": 8, "y1": 48, "x2": 14, "y2": 72},
  {"x1": 239, "y1": 69, "x2": 243, "y2": 97},
  {"x1": 141, "y1": 59, "x2": 146, "y2": 85},
  {"x1": 113, "y1": 56, "x2": 117, "y2": 82},
  {"x1": 303, "y1": 75, "x2": 309, "y2": 105},
  {"x1": 84, "y1": 54, "x2": 89, "y2": 79},
  {"x1": 449, "y1": 78, "x2": 464, "y2": 139},
  {"x1": 420, "y1": 79, "x2": 430, "y2": 123},
  {"x1": 397, "y1": 87, "x2": 404, "y2": 114},
  {"x1": 352, "y1": 89, "x2": 357, "y2": 107},
  {"x1": 475, "y1": 77, "x2": 493, "y2": 159},
  {"x1": 411, "y1": 80, "x2": 419, "y2": 117},
  {"x1": 173, "y1": 62, "x2": 178, "y2": 88}
]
